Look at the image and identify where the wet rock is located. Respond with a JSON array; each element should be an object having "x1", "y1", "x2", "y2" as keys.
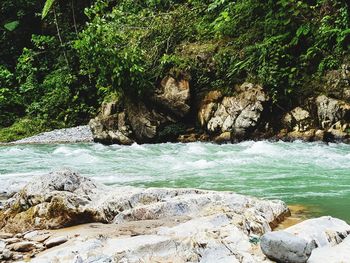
[
  {"x1": 44, "y1": 236, "x2": 68, "y2": 248},
  {"x1": 153, "y1": 76, "x2": 191, "y2": 117},
  {"x1": 214, "y1": 131, "x2": 232, "y2": 143},
  {"x1": 8, "y1": 241, "x2": 36, "y2": 252}
]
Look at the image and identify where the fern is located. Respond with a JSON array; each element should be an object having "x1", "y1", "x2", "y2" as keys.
[{"x1": 42, "y1": 0, "x2": 56, "y2": 19}]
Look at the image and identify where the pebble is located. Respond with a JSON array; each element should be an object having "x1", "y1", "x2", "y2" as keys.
[
  {"x1": 8, "y1": 241, "x2": 36, "y2": 252},
  {"x1": 1, "y1": 248, "x2": 12, "y2": 260},
  {"x1": 5, "y1": 237, "x2": 21, "y2": 244},
  {"x1": 0, "y1": 240, "x2": 5, "y2": 251},
  {"x1": 44, "y1": 236, "x2": 68, "y2": 248},
  {"x1": 0, "y1": 233, "x2": 13, "y2": 239},
  {"x1": 30, "y1": 233, "x2": 51, "y2": 243}
]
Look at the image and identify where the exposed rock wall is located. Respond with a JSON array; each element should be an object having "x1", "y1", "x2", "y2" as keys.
[{"x1": 89, "y1": 72, "x2": 350, "y2": 144}]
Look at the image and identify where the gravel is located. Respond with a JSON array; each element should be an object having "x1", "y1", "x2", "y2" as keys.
[{"x1": 9, "y1": 125, "x2": 93, "y2": 144}]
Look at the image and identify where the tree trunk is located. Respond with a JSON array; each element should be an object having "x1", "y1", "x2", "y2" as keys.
[
  {"x1": 53, "y1": 6, "x2": 69, "y2": 67},
  {"x1": 71, "y1": 0, "x2": 78, "y2": 35}
]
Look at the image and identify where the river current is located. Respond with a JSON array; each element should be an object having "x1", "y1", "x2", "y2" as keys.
[{"x1": 1, "y1": 141, "x2": 350, "y2": 221}]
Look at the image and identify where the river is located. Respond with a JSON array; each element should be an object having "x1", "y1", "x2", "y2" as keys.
[{"x1": 1, "y1": 141, "x2": 350, "y2": 221}]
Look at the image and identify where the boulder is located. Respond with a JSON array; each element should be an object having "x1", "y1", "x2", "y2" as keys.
[
  {"x1": 308, "y1": 235, "x2": 350, "y2": 263},
  {"x1": 200, "y1": 83, "x2": 269, "y2": 138},
  {"x1": 0, "y1": 169, "x2": 109, "y2": 233},
  {"x1": 316, "y1": 95, "x2": 350, "y2": 129},
  {"x1": 283, "y1": 107, "x2": 313, "y2": 132},
  {"x1": 153, "y1": 76, "x2": 191, "y2": 117},
  {"x1": 44, "y1": 236, "x2": 68, "y2": 248},
  {"x1": 89, "y1": 101, "x2": 134, "y2": 145},
  {"x1": 260, "y1": 216, "x2": 350, "y2": 263},
  {"x1": 126, "y1": 101, "x2": 175, "y2": 142},
  {"x1": 7, "y1": 241, "x2": 36, "y2": 252},
  {"x1": 261, "y1": 231, "x2": 316, "y2": 263}
]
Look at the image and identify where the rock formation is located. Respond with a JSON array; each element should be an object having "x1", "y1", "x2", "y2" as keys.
[{"x1": 0, "y1": 169, "x2": 290, "y2": 262}]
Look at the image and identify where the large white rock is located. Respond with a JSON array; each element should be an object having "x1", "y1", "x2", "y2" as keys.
[
  {"x1": 308, "y1": 235, "x2": 350, "y2": 263},
  {"x1": 1, "y1": 170, "x2": 290, "y2": 262}
]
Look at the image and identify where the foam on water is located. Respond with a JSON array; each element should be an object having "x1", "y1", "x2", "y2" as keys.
[{"x1": 1, "y1": 141, "x2": 350, "y2": 220}]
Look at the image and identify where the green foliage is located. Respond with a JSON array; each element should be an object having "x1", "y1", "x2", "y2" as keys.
[
  {"x1": 0, "y1": 118, "x2": 64, "y2": 142},
  {"x1": 42, "y1": 0, "x2": 56, "y2": 19},
  {"x1": 1, "y1": 0, "x2": 350, "y2": 141},
  {"x1": 4, "y1": 21, "x2": 20, "y2": 31}
]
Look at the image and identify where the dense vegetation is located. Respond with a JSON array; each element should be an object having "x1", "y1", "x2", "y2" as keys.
[{"x1": 0, "y1": 0, "x2": 349, "y2": 141}]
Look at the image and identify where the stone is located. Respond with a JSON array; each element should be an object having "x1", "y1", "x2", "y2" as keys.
[
  {"x1": 316, "y1": 95, "x2": 350, "y2": 129},
  {"x1": 44, "y1": 236, "x2": 68, "y2": 248},
  {"x1": 0, "y1": 169, "x2": 109, "y2": 233},
  {"x1": 4, "y1": 237, "x2": 21, "y2": 244},
  {"x1": 1, "y1": 248, "x2": 12, "y2": 260},
  {"x1": 283, "y1": 107, "x2": 313, "y2": 132},
  {"x1": 0, "y1": 233, "x2": 13, "y2": 239},
  {"x1": 198, "y1": 90, "x2": 222, "y2": 127},
  {"x1": 8, "y1": 241, "x2": 36, "y2": 252},
  {"x1": 261, "y1": 231, "x2": 316, "y2": 263},
  {"x1": 202, "y1": 83, "x2": 269, "y2": 138},
  {"x1": 214, "y1": 132, "x2": 232, "y2": 143},
  {"x1": 153, "y1": 76, "x2": 191, "y2": 117},
  {"x1": 126, "y1": 101, "x2": 174, "y2": 142},
  {"x1": 0, "y1": 239, "x2": 5, "y2": 251},
  {"x1": 23, "y1": 230, "x2": 39, "y2": 240},
  {"x1": 308, "y1": 236, "x2": 350, "y2": 263},
  {"x1": 89, "y1": 101, "x2": 134, "y2": 145},
  {"x1": 261, "y1": 216, "x2": 350, "y2": 263},
  {"x1": 32, "y1": 234, "x2": 51, "y2": 243}
]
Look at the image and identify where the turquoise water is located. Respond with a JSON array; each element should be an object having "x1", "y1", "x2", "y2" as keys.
[{"x1": 1, "y1": 141, "x2": 350, "y2": 221}]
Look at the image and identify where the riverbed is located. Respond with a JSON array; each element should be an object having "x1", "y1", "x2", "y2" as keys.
[{"x1": 1, "y1": 141, "x2": 349, "y2": 221}]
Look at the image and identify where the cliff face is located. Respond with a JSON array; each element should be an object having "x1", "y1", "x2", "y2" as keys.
[{"x1": 89, "y1": 66, "x2": 350, "y2": 145}]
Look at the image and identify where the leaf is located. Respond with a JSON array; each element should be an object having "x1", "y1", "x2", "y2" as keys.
[
  {"x1": 42, "y1": 0, "x2": 56, "y2": 19},
  {"x1": 4, "y1": 21, "x2": 19, "y2": 31}
]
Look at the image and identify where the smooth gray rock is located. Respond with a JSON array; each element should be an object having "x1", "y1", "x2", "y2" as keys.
[
  {"x1": 261, "y1": 216, "x2": 350, "y2": 263},
  {"x1": 8, "y1": 241, "x2": 36, "y2": 252},
  {"x1": 44, "y1": 236, "x2": 68, "y2": 248},
  {"x1": 261, "y1": 231, "x2": 316, "y2": 263}
]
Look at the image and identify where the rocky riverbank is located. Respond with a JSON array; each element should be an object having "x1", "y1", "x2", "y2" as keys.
[
  {"x1": 4, "y1": 126, "x2": 93, "y2": 145},
  {"x1": 1, "y1": 170, "x2": 349, "y2": 262}
]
